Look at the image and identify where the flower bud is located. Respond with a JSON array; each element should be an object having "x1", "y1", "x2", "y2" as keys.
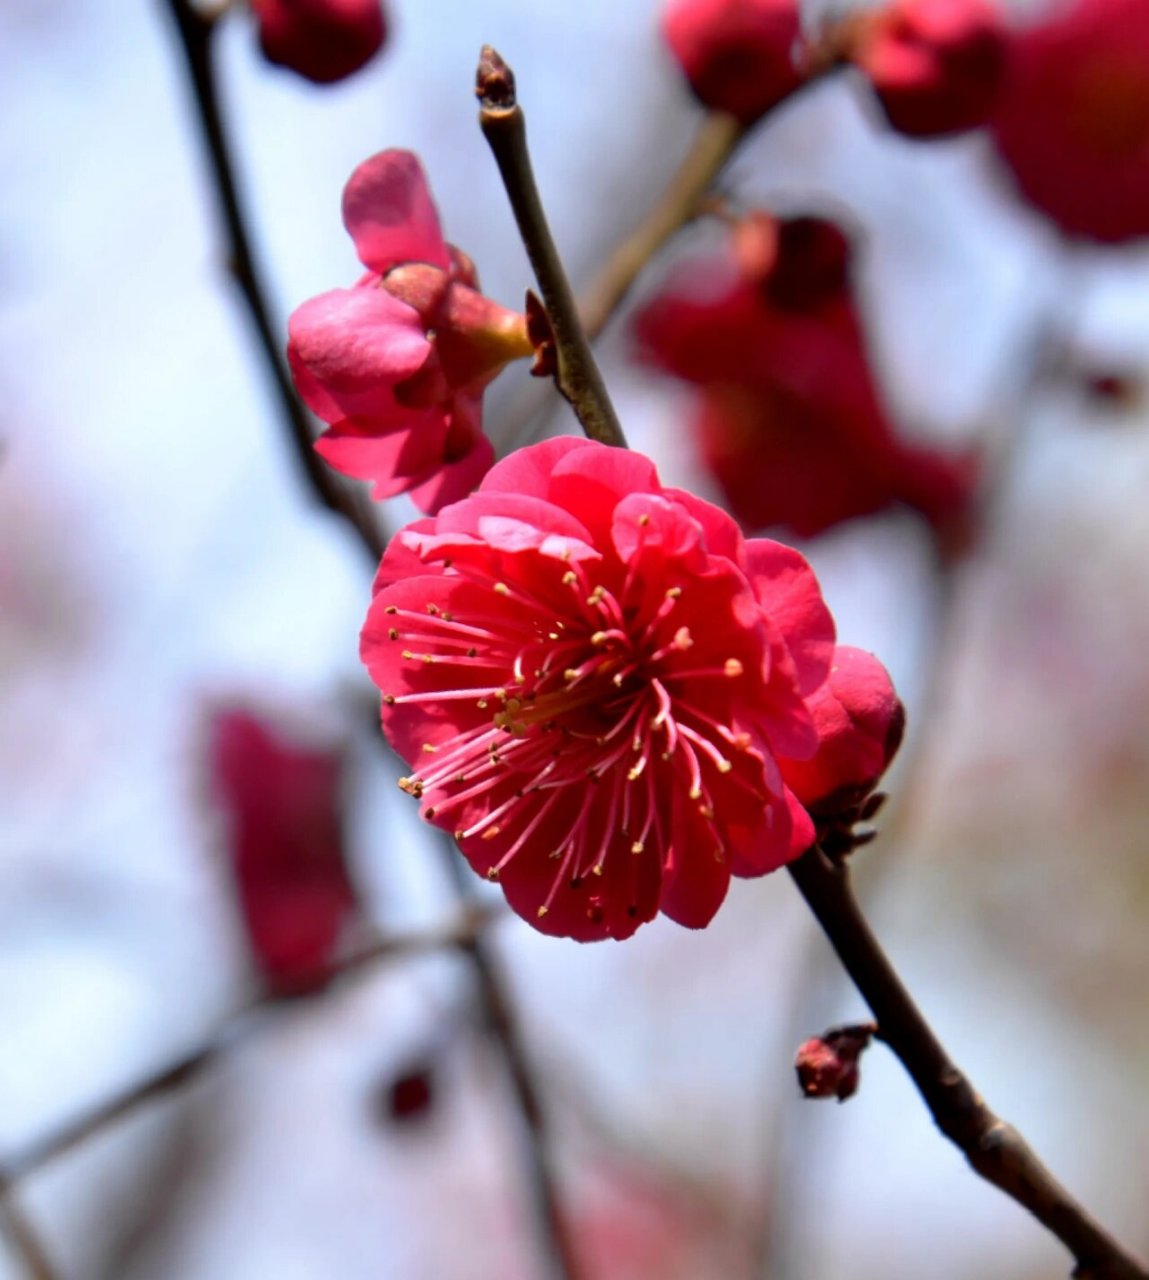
[
  {"x1": 851, "y1": 0, "x2": 1008, "y2": 138},
  {"x1": 662, "y1": 0, "x2": 805, "y2": 126},
  {"x1": 795, "y1": 1024, "x2": 875, "y2": 1101},
  {"x1": 253, "y1": 0, "x2": 387, "y2": 86}
]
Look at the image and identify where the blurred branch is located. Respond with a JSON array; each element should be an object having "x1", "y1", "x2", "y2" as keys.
[
  {"x1": 0, "y1": 1178, "x2": 59, "y2": 1280},
  {"x1": 0, "y1": 911, "x2": 495, "y2": 1186},
  {"x1": 160, "y1": 0, "x2": 386, "y2": 562},
  {"x1": 578, "y1": 111, "x2": 742, "y2": 340},
  {"x1": 160, "y1": 15, "x2": 578, "y2": 1279},
  {"x1": 477, "y1": 46, "x2": 626, "y2": 451},
  {"x1": 788, "y1": 844, "x2": 1149, "y2": 1280}
]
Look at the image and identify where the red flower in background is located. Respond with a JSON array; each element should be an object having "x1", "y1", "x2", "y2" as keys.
[
  {"x1": 989, "y1": 0, "x2": 1149, "y2": 243},
  {"x1": 253, "y1": 0, "x2": 387, "y2": 85},
  {"x1": 209, "y1": 709, "x2": 359, "y2": 994},
  {"x1": 635, "y1": 213, "x2": 976, "y2": 539},
  {"x1": 848, "y1": 0, "x2": 1008, "y2": 138},
  {"x1": 289, "y1": 151, "x2": 533, "y2": 514},
  {"x1": 661, "y1": 0, "x2": 807, "y2": 125},
  {"x1": 361, "y1": 436, "x2": 852, "y2": 942}
]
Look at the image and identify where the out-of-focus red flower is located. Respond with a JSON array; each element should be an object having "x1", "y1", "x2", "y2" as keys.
[
  {"x1": 849, "y1": 0, "x2": 1008, "y2": 137},
  {"x1": 779, "y1": 646, "x2": 904, "y2": 817},
  {"x1": 635, "y1": 212, "x2": 976, "y2": 539},
  {"x1": 289, "y1": 150, "x2": 532, "y2": 514},
  {"x1": 361, "y1": 436, "x2": 853, "y2": 942},
  {"x1": 252, "y1": 0, "x2": 387, "y2": 85},
  {"x1": 661, "y1": 0, "x2": 806, "y2": 125},
  {"x1": 990, "y1": 0, "x2": 1149, "y2": 243},
  {"x1": 209, "y1": 709, "x2": 358, "y2": 995}
]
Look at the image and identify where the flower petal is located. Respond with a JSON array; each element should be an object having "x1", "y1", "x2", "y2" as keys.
[{"x1": 342, "y1": 150, "x2": 451, "y2": 274}]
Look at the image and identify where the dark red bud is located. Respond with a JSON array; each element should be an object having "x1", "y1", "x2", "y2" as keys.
[{"x1": 795, "y1": 1023, "x2": 875, "y2": 1101}]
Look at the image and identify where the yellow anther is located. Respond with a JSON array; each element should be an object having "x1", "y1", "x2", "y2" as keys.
[{"x1": 724, "y1": 658, "x2": 743, "y2": 677}]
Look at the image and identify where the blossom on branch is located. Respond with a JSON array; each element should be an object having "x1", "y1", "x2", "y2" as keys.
[
  {"x1": 847, "y1": 0, "x2": 1008, "y2": 138},
  {"x1": 361, "y1": 436, "x2": 858, "y2": 942},
  {"x1": 252, "y1": 0, "x2": 388, "y2": 85},
  {"x1": 661, "y1": 0, "x2": 807, "y2": 125},
  {"x1": 209, "y1": 708, "x2": 359, "y2": 995},
  {"x1": 635, "y1": 212, "x2": 976, "y2": 540},
  {"x1": 989, "y1": 0, "x2": 1149, "y2": 243},
  {"x1": 289, "y1": 150, "x2": 533, "y2": 513}
]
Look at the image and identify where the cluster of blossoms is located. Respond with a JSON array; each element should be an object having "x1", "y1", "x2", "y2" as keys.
[
  {"x1": 664, "y1": 0, "x2": 1149, "y2": 245},
  {"x1": 360, "y1": 437, "x2": 902, "y2": 942},
  {"x1": 635, "y1": 211, "x2": 976, "y2": 539}
]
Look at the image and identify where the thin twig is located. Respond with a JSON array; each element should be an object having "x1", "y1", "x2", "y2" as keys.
[
  {"x1": 160, "y1": 12, "x2": 577, "y2": 1279},
  {"x1": 579, "y1": 111, "x2": 742, "y2": 340},
  {"x1": 160, "y1": 0, "x2": 385, "y2": 563},
  {"x1": 0, "y1": 913, "x2": 494, "y2": 1186},
  {"x1": 0, "y1": 1178, "x2": 59, "y2": 1280},
  {"x1": 476, "y1": 46, "x2": 626, "y2": 450},
  {"x1": 787, "y1": 845, "x2": 1149, "y2": 1280}
]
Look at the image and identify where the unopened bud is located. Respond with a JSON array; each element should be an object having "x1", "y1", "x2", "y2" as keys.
[{"x1": 795, "y1": 1023, "x2": 876, "y2": 1101}]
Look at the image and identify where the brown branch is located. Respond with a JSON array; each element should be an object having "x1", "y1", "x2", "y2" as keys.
[
  {"x1": 160, "y1": 0, "x2": 386, "y2": 563},
  {"x1": 0, "y1": 913, "x2": 494, "y2": 1186},
  {"x1": 0, "y1": 1178, "x2": 59, "y2": 1280},
  {"x1": 476, "y1": 46, "x2": 626, "y2": 451},
  {"x1": 788, "y1": 844, "x2": 1149, "y2": 1280},
  {"x1": 160, "y1": 15, "x2": 577, "y2": 1278},
  {"x1": 579, "y1": 111, "x2": 742, "y2": 340}
]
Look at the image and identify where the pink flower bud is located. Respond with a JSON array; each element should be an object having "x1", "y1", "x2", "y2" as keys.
[
  {"x1": 795, "y1": 1024, "x2": 875, "y2": 1100},
  {"x1": 253, "y1": 0, "x2": 387, "y2": 85},
  {"x1": 661, "y1": 0, "x2": 806, "y2": 125},
  {"x1": 780, "y1": 647, "x2": 905, "y2": 818},
  {"x1": 851, "y1": 0, "x2": 1008, "y2": 138}
]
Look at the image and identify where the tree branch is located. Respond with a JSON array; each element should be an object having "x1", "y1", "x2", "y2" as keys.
[
  {"x1": 476, "y1": 46, "x2": 626, "y2": 450},
  {"x1": 0, "y1": 1179, "x2": 59, "y2": 1280},
  {"x1": 788, "y1": 844, "x2": 1148, "y2": 1280},
  {"x1": 160, "y1": 0, "x2": 385, "y2": 563}
]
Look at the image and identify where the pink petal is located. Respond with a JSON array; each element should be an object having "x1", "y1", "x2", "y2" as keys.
[
  {"x1": 406, "y1": 433, "x2": 496, "y2": 514},
  {"x1": 342, "y1": 150, "x2": 451, "y2": 275},
  {"x1": 315, "y1": 411, "x2": 449, "y2": 500},
  {"x1": 288, "y1": 286, "x2": 431, "y2": 421},
  {"x1": 477, "y1": 434, "x2": 596, "y2": 499},
  {"x1": 744, "y1": 540, "x2": 835, "y2": 695}
]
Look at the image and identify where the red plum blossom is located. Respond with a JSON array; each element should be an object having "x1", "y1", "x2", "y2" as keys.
[
  {"x1": 849, "y1": 0, "x2": 1008, "y2": 137},
  {"x1": 360, "y1": 436, "x2": 881, "y2": 942},
  {"x1": 635, "y1": 212, "x2": 976, "y2": 539},
  {"x1": 990, "y1": 0, "x2": 1149, "y2": 243},
  {"x1": 289, "y1": 150, "x2": 533, "y2": 514}
]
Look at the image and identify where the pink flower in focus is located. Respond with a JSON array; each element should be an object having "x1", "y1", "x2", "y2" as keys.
[
  {"x1": 989, "y1": 0, "x2": 1149, "y2": 243},
  {"x1": 361, "y1": 437, "x2": 844, "y2": 942},
  {"x1": 635, "y1": 213, "x2": 976, "y2": 539},
  {"x1": 779, "y1": 646, "x2": 904, "y2": 817},
  {"x1": 661, "y1": 0, "x2": 806, "y2": 125},
  {"x1": 209, "y1": 709, "x2": 359, "y2": 994},
  {"x1": 289, "y1": 151, "x2": 533, "y2": 514},
  {"x1": 850, "y1": 0, "x2": 1008, "y2": 138},
  {"x1": 253, "y1": 0, "x2": 387, "y2": 85}
]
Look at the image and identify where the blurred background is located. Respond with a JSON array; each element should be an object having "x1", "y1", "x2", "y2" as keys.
[{"x1": 1, "y1": 1, "x2": 1147, "y2": 1277}]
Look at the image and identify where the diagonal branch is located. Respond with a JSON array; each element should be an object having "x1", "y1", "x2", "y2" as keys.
[
  {"x1": 788, "y1": 844, "x2": 1149, "y2": 1280},
  {"x1": 160, "y1": 0, "x2": 385, "y2": 563}
]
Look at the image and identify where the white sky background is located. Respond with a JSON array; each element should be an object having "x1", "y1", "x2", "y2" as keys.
[{"x1": 1, "y1": 2, "x2": 1148, "y2": 1278}]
